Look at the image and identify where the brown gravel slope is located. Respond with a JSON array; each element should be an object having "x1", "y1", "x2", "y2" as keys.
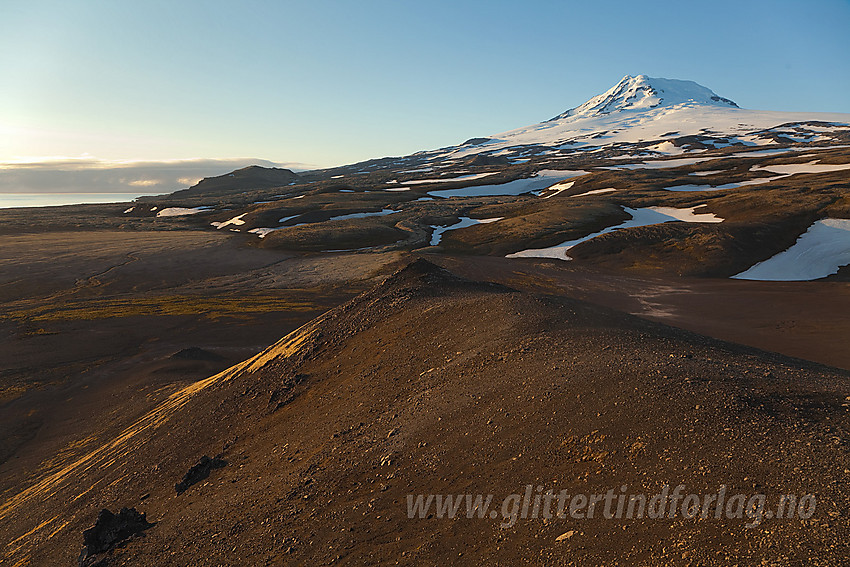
[{"x1": 3, "y1": 260, "x2": 848, "y2": 566}]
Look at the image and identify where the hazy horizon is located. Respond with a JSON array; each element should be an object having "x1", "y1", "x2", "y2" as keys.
[{"x1": 0, "y1": 157, "x2": 319, "y2": 201}]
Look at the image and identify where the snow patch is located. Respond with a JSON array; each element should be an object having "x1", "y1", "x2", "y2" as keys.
[
  {"x1": 404, "y1": 172, "x2": 498, "y2": 184},
  {"x1": 725, "y1": 148, "x2": 795, "y2": 158},
  {"x1": 211, "y1": 213, "x2": 247, "y2": 229},
  {"x1": 665, "y1": 176, "x2": 786, "y2": 191},
  {"x1": 732, "y1": 219, "x2": 850, "y2": 281},
  {"x1": 605, "y1": 156, "x2": 716, "y2": 170},
  {"x1": 571, "y1": 187, "x2": 617, "y2": 197},
  {"x1": 750, "y1": 160, "x2": 850, "y2": 176},
  {"x1": 668, "y1": 159, "x2": 850, "y2": 192},
  {"x1": 428, "y1": 170, "x2": 587, "y2": 198},
  {"x1": 646, "y1": 140, "x2": 687, "y2": 155},
  {"x1": 327, "y1": 208, "x2": 398, "y2": 221},
  {"x1": 506, "y1": 206, "x2": 722, "y2": 260},
  {"x1": 430, "y1": 217, "x2": 502, "y2": 246},
  {"x1": 648, "y1": 205, "x2": 723, "y2": 223},
  {"x1": 543, "y1": 182, "x2": 574, "y2": 199},
  {"x1": 156, "y1": 207, "x2": 210, "y2": 217},
  {"x1": 247, "y1": 227, "x2": 278, "y2": 238}
]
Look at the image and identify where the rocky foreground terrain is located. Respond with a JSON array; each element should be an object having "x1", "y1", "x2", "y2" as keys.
[
  {"x1": 1, "y1": 260, "x2": 848, "y2": 566},
  {"x1": 1, "y1": 76, "x2": 849, "y2": 565}
]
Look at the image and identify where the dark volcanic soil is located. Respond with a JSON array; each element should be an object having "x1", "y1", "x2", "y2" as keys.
[
  {"x1": 438, "y1": 255, "x2": 850, "y2": 372},
  {"x1": 3, "y1": 260, "x2": 847, "y2": 566}
]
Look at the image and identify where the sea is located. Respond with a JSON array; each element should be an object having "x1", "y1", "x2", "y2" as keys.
[{"x1": 0, "y1": 193, "x2": 161, "y2": 209}]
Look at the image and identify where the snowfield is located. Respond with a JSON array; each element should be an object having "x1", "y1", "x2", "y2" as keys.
[
  {"x1": 430, "y1": 217, "x2": 503, "y2": 246},
  {"x1": 732, "y1": 218, "x2": 850, "y2": 281},
  {"x1": 427, "y1": 170, "x2": 587, "y2": 198},
  {"x1": 506, "y1": 206, "x2": 723, "y2": 261}
]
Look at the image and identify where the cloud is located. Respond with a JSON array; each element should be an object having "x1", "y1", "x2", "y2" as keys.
[
  {"x1": 0, "y1": 158, "x2": 317, "y2": 194},
  {"x1": 127, "y1": 179, "x2": 164, "y2": 187}
]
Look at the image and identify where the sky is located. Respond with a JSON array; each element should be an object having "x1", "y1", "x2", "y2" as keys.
[{"x1": 1, "y1": 0, "x2": 849, "y2": 194}]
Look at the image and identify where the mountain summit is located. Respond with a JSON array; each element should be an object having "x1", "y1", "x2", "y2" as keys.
[{"x1": 551, "y1": 74, "x2": 738, "y2": 120}]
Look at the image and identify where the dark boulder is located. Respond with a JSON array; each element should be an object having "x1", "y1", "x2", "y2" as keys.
[
  {"x1": 175, "y1": 455, "x2": 227, "y2": 494},
  {"x1": 79, "y1": 507, "x2": 154, "y2": 566}
]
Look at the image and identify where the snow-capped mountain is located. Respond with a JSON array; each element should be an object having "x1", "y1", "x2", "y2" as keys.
[
  {"x1": 410, "y1": 74, "x2": 850, "y2": 164},
  {"x1": 550, "y1": 74, "x2": 738, "y2": 120}
]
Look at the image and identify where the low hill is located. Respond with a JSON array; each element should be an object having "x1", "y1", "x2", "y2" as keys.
[{"x1": 171, "y1": 165, "x2": 298, "y2": 198}]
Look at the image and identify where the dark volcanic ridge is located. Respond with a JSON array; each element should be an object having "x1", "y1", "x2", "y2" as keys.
[{"x1": 3, "y1": 260, "x2": 848, "y2": 566}]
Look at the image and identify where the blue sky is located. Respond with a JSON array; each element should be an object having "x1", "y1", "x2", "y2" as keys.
[{"x1": 2, "y1": 0, "x2": 849, "y2": 176}]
